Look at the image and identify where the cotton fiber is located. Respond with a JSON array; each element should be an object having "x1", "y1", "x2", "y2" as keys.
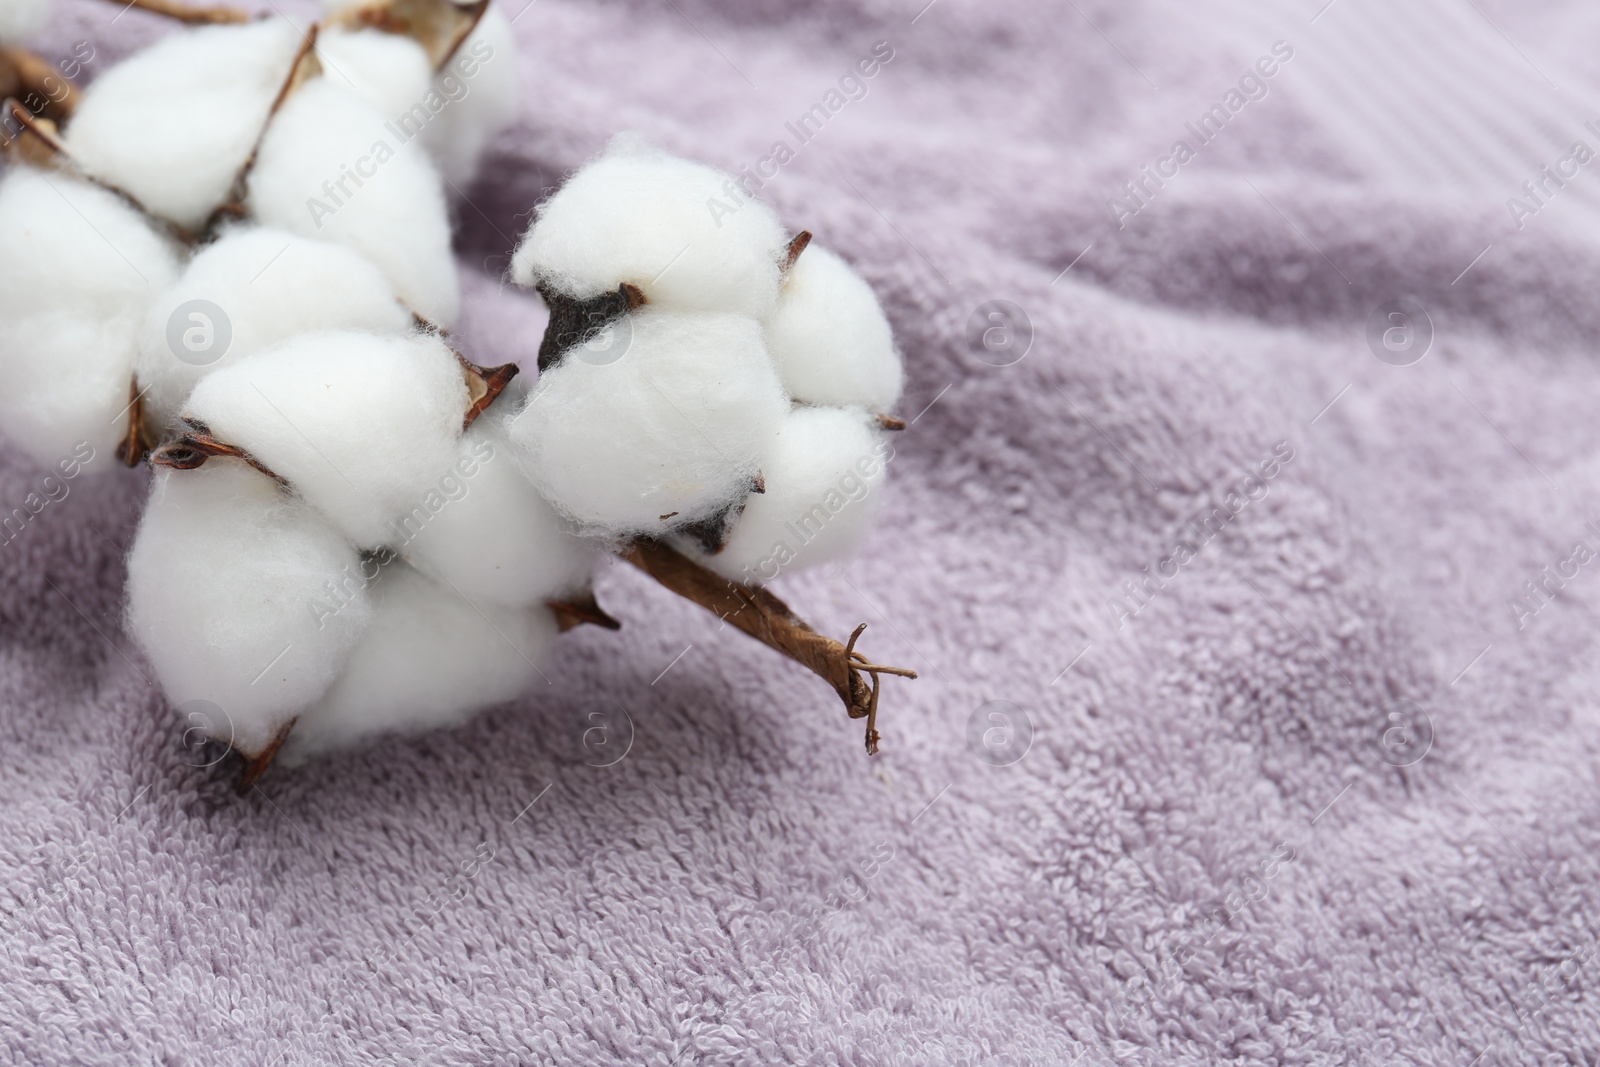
[
  {"x1": 419, "y1": 6, "x2": 520, "y2": 186},
  {"x1": 0, "y1": 0, "x2": 50, "y2": 41},
  {"x1": 508, "y1": 308, "x2": 789, "y2": 534},
  {"x1": 247, "y1": 77, "x2": 461, "y2": 326},
  {"x1": 282, "y1": 561, "x2": 556, "y2": 760},
  {"x1": 510, "y1": 134, "x2": 789, "y2": 318},
  {"x1": 315, "y1": 26, "x2": 433, "y2": 120},
  {"x1": 763, "y1": 244, "x2": 904, "y2": 412},
  {"x1": 125, "y1": 463, "x2": 373, "y2": 757},
  {"x1": 0, "y1": 167, "x2": 179, "y2": 468},
  {"x1": 182, "y1": 330, "x2": 469, "y2": 546},
  {"x1": 400, "y1": 417, "x2": 594, "y2": 608},
  {"x1": 63, "y1": 19, "x2": 303, "y2": 231},
  {"x1": 135, "y1": 226, "x2": 411, "y2": 426},
  {"x1": 689, "y1": 405, "x2": 890, "y2": 583}
]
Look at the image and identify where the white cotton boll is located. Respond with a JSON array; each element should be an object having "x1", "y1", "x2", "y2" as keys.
[
  {"x1": 315, "y1": 26, "x2": 432, "y2": 120},
  {"x1": 0, "y1": 167, "x2": 178, "y2": 469},
  {"x1": 125, "y1": 463, "x2": 373, "y2": 757},
  {"x1": 282, "y1": 562, "x2": 555, "y2": 761},
  {"x1": 690, "y1": 406, "x2": 890, "y2": 584},
  {"x1": 183, "y1": 330, "x2": 469, "y2": 546},
  {"x1": 508, "y1": 308, "x2": 788, "y2": 535},
  {"x1": 420, "y1": 6, "x2": 520, "y2": 186},
  {"x1": 64, "y1": 19, "x2": 303, "y2": 231},
  {"x1": 135, "y1": 226, "x2": 411, "y2": 427},
  {"x1": 400, "y1": 417, "x2": 593, "y2": 607},
  {"x1": 510, "y1": 134, "x2": 788, "y2": 318},
  {"x1": 0, "y1": 0, "x2": 50, "y2": 41},
  {"x1": 763, "y1": 245, "x2": 904, "y2": 412},
  {"x1": 247, "y1": 77, "x2": 461, "y2": 326}
]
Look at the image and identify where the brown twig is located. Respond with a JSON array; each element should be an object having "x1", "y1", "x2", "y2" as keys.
[
  {"x1": 619, "y1": 539, "x2": 915, "y2": 754},
  {"x1": 99, "y1": 0, "x2": 251, "y2": 24},
  {"x1": 116, "y1": 380, "x2": 150, "y2": 468}
]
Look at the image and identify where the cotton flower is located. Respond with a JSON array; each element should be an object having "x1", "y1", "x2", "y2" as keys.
[
  {"x1": 0, "y1": 166, "x2": 180, "y2": 469},
  {"x1": 247, "y1": 76, "x2": 461, "y2": 325},
  {"x1": 763, "y1": 243, "x2": 904, "y2": 412},
  {"x1": 125, "y1": 462, "x2": 374, "y2": 758},
  {"x1": 135, "y1": 225, "x2": 412, "y2": 428},
  {"x1": 508, "y1": 307, "x2": 789, "y2": 536},
  {"x1": 683, "y1": 406, "x2": 891, "y2": 583},
  {"x1": 181, "y1": 329, "x2": 469, "y2": 546},
  {"x1": 63, "y1": 18, "x2": 304, "y2": 230},
  {"x1": 281, "y1": 560, "x2": 557, "y2": 761},
  {"x1": 400, "y1": 414, "x2": 595, "y2": 608},
  {"x1": 510, "y1": 133, "x2": 790, "y2": 318},
  {"x1": 314, "y1": 26, "x2": 433, "y2": 120}
]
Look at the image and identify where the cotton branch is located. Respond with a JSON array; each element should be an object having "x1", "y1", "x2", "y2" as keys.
[
  {"x1": 620, "y1": 539, "x2": 916, "y2": 754},
  {"x1": 95, "y1": 0, "x2": 251, "y2": 24},
  {"x1": 0, "y1": 47, "x2": 77, "y2": 123}
]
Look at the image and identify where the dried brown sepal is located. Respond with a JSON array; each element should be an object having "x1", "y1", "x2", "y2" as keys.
[
  {"x1": 116, "y1": 381, "x2": 148, "y2": 468},
  {"x1": 783, "y1": 230, "x2": 812, "y2": 273},
  {"x1": 875, "y1": 414, "x2": 906, "y2": 432},
  {"x1": 96, "y1": 0, "x2": 251, "y2": 23},
  {"x1": 206, "y1": 25, "x2": 323, "y2": 233},
  {"x1": 328, "y1": 0, "x2": 490, "y2": 70},
  {"x1": 620, "y1": 539, "x2": 916, "y2": 754},
  {"x1": 0, "y1": 47, "x2": 78, "y2": 123},
  {"x1": 536, "y1": 282, "x2": 647, "y2": 373},
  {"x1": 456, "y1": 352, "x2": 520, "y2": 429},
  {"x1": 547, "y1": 590, "x2": 622, "y2": 633},
  {"x1": 149, "y1": 420, "x2": 289, "y2": 487},
  {"x1": 236, "y1": 717, "x2": 297, "y2": 794}
]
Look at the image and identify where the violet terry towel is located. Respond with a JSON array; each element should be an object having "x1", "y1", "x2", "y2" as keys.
[{"x1": 6, "y1": 0, "x2": 1600, "y2": 1062}]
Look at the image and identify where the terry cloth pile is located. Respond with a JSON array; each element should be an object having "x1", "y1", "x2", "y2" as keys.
[{"x1": 5, "y1": 0, "x2": 1600, "y2": 1062}]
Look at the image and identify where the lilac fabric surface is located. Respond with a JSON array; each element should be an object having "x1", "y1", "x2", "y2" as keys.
[{"x1": 8, "y1": 0, "x2": 1600, "y2": 1063}]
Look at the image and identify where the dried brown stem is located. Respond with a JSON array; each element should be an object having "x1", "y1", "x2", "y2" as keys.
[
  {"x1": 783, "y1": 230, "x2": 812, "y2": 273},
  {"x1": 100, "y1": 0, "x2": 251, "y2": 24},
  {"x1": 0, "y1": 47, "x2": 78, "y2": 123},
  {"x1": 619, "y1": 539, "x2": 916, "y2": 754},
  {"x1": 875, "y1": 414, "x2": 906, "y2": 432},
  {"x1": 236, "y1": 718, "x2": 297, "y2": 793},
  {"x1": 116, "y1": 380, "x2": 149, "y2": 468}
]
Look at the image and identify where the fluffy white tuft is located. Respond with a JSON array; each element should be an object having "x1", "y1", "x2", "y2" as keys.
[
  {"x1": 136, "y1": 226, "x2": 411, "y2": 427},
  {"x1": 400, "y1": 415, "x2": 594, "y2": 607},
  {"x1": 508, "y1": 308, "x2": 788, "y2": 535},
  {"x1": 0, "y1": 167, "x2": 179, "y2": 469},
  {"x1": 763, "y1": 244, "x2": 904, "y2": 411},
  {"x1": 247, "y1": 77, "x2": 461, "y2": 326},
  {"x1": 510, "y1": 134, "x2": 789, "y2": 318},
  {"x1": 63, "y1": 19, "x2": 303, "y2": 230},
  {"x1": 125, "y1": 462, "x2": 373, "y2": 757},
  {"x1": 0, "y1": 0, "x2": 50, "y2": 41},
  {"x1": 182, "y1": 329, "x2": 469, "y2": 546},
  {"x1": 283, "y1": 561, "x2": 555, "y2": 761},
  {"x1": 314, "y1": 26, "x2": 433, "y2": 120},
  {"x1": 420, "y1": 6, "x2": 520, "y2": 185},
  {"x1": 689, "y1": 406, "x2": 890, "y2": 583}
]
